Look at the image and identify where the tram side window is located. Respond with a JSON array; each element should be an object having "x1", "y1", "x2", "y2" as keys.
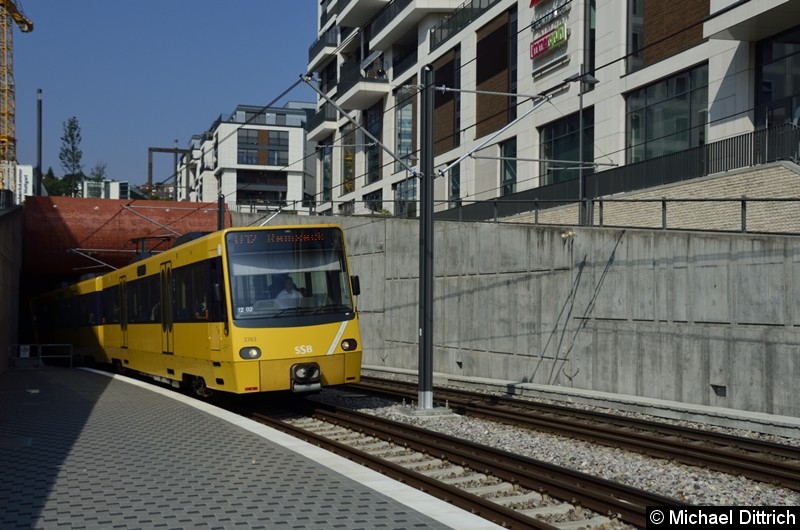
[
  {"x1": 77, "y1": 292, "x2": 102, "y2": 326},
  {"x1": 56, "y1": 297, "x2": 75, "y2": 329},
  {"x1": 173, "y1": 260, "x2": 221, "y2": 322},
  {"x1": 127, "y1": 276, "x2": 160, "y2": 323},
  {"x1": 103, "y1": 286, "x2": 121, "y2": 324}
]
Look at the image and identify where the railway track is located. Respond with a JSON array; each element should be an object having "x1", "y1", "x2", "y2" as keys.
[
  {"x1": 351, "y1": 376, "x2": 800, "y2": 492},
  {"x1": 250, "y1": 401, "x2": 686, "y2": 530}
]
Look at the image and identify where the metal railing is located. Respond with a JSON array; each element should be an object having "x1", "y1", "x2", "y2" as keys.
[
  {"x1": 430, "y1": 0, "x2": 501, "y2": 52},
  {"x1": 338, "y1": 58, "x2": 390, "y2": 95},
  {"x1": 307, "y1": 102, "x2": 339, "y2": 132},
  {"x1": 9, "y1": 344, "x2": 73, "y2": 368},
  {"x1": 371, "y1": 0, "x2": 413, "y2": 38},
  {"x1": 308, "y1": 26, "x2": 338, "y2": 63},
  {"x1": 435, "y1": 123, "x2": 800, "y2": 223}
]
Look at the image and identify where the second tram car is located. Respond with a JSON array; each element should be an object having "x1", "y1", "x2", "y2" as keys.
[{"x1": 30, "y1": 224, "x2": 362, "y2": 396}]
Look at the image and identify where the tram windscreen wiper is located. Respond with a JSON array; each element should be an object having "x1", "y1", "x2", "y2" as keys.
[
  {"x1": 270, "y1": 307, "x2": 301, "y2": 318},
  {"x1": 312, "y1": 304, "x2": 352, "y2": 315}
]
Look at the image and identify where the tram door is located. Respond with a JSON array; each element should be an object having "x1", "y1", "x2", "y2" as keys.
[
  {"x1": 120, "y1": 276, "x2": 128, "y2": 348},
  {"x1": 160, "y1": 262, "x2": 174, "y2": 354}
]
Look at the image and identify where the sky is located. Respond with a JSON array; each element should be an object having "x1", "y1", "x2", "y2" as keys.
[{"x1": 14, "y1": 0, "x2": 319, "y2": 186}]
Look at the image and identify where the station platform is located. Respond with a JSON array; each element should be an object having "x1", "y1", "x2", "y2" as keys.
[{"x1": 0, "y1": 367, "x2": 502, "y2": 530}]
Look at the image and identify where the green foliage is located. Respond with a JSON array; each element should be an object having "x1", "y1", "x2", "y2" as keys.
[
  {"x1": 42, "y1": 167, "x2": 68, "y2": 196},
  {"x1": 59, "y1": 116, "x2": 84, "y2": 196},
  {"x1": 89, "y1": 162, "x2": 107, "y2": 181}
]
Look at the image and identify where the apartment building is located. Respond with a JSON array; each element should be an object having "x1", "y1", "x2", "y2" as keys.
[
  {"x1": 306, "y1": 0, "x2": 800, "y2": 217},
  {"x1": 177, "y1": 102, "x2": 316, "y2": 214}
]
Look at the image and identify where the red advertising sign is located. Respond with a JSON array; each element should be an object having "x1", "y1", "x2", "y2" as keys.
[{"x1": 529, "y1": 22, "x2": 567, "y2": 59}]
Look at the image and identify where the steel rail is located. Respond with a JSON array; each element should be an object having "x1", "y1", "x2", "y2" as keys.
[
  {"x1": 353, "y1": 377, "x2": 800, "y2": 491},
  {"x1": 251, "y1": 411, "x2": 562, "y2": 530},
  {"x1": 307, "y1": 405, "x2": 687, "y2": 529}
]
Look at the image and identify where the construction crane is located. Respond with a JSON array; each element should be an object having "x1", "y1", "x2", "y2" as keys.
[{"x1": 0, "y1": 0, "x2": 31, "y2": 191}]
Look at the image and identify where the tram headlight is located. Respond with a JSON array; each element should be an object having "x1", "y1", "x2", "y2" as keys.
[
  {"x1": 239, "y1": 347, "x2": 262, "y2": 360},
  {"x1": 340, "y1": 338, "x2": 358, "y2": 351}
]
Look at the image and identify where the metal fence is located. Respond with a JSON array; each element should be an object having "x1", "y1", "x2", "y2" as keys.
[
  {"x1": 435, "y1": 123, "x2": 800, "y2": 224},
  {"x1": 9, "y1": 344, "x2": 73, "y2": 369}
]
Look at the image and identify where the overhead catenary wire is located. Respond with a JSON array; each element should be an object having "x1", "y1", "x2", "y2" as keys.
[{"x1": 160, "y1": 3, "x2": 741, "y2": 213}]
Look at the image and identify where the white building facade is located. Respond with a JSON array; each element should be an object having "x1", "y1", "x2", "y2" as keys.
[
  {"x1": 306, "y1": 0, "x2": 800, "y2": 217},
  {"x1": 14, "y1": 165, "x2": 34, "y2": 204},
  {"x1": 177, "y1": 103, "x2": 317, "y2": 215}
]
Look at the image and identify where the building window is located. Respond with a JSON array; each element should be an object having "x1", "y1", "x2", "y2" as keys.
[
  {"x1": 339, "y1": 199, "x2": 355, "y2": 216},
  {"x1": 238, "y1": 149, "x2": 259, "y2": 165},
  {"x1": 236, "y1": 170, "x2": 287, "y2": 207},
  {"x1": 364, "y1": 101, "x2": 383, "y2": 184},
  {"x1": 540, "y1": 107, "x2": 594, "y2": 185},
  {"x1": 626, "y1": 64, "x2": 708, "y2": 163},
  {"x1": 267, "y1": 131, "x2": 289, "y2": 166},
  {"x1": 501, "y1": 137, "x2": 516, "y2": 196},
  {"x1": 320, "y1": 138, "x2": 333, "y2": 203},
  {"x1": 626, "y1": 0, "x2": 643, "y2": 73},
  {"x1": 395, "y1": 91, "x2": 414, "y2": 173},
  {"x1": 585, "y1": 0, "x2": 596, "y2": 78},
  {"x1": 448, "y1": 163, "x2": 461, "y2": 208},
  {"x1": 363, "y1": 189, "x2": 383, "y2": 213},
  {"x1": 341, "y1": 123, "x2": 356, "y2": 195},
  {"x1": 238, "y1": 129, "x2": 259, "y2": 146},
  {"x1": 755, "y1": 27, "x2": 800, "y2": 128},
  {"x1": 395, "y1": 177, "x2": 417, "y2": 218},
  {"x1": 509, "y1": 7, "x2": 518, "y2": 121}
]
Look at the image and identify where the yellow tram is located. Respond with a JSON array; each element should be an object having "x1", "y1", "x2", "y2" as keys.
[{"x1": 31, "y1": 225, "x2": 362, "y2": 396}]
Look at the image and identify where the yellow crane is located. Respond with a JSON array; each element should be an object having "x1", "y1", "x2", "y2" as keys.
[{"x1": 0, "y1": 0, "x2": 31, "y2": 191}]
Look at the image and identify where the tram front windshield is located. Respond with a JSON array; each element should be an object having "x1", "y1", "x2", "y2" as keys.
[{"x1": 226, "y1": 227, "x2": 355, "y2": 323}]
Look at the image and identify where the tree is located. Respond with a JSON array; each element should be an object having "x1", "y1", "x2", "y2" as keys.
[
  {"x1": 89, "y1": 162, "x2": 107, "y2": 181},
  {"x1": 59, "y1": 116, "x2": 84, "y2": 197},
  {"x1": 42, "y1": 167, "x2": 67, "y2": 196}
]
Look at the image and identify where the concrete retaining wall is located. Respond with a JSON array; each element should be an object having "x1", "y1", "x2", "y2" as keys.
[{"x1": 234, "y1": 211, "x2": 800, "y2": 418}]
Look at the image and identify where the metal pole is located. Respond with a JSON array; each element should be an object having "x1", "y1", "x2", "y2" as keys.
[
  {"x1": 218, "y1": 193, "x2": 225, "y2": 230},
  {"x1": 35, "y1": 89, "x2": 42, "y2": 196},
  {"x1": 418, "y1": 65, "x2": 435, "y2": 410},
  {"x1": 578, "y1": 64, "x2": 584, "y2": 226}
]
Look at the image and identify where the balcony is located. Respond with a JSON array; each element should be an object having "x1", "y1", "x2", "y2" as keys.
[
  {"x1": 370, "y1": 0, "x2": 463, "y2": 51},
  {"x1": 336, "y1": 58, "x2": 391, "y2": 110},
  {"x1": 308, "y1": 26, "x2": 339, "y2": 72},
  {"x1": 704, "y1": 0, "x2": 800, "y2": 41},
  {"x1": 307, "y1": 103, "x2": 340, "y2": 142},
  {"x1": 337, "y1": 0, "x2": 391, "y2": 27},
  {"x1": 430, "y1": 0, "x2": 501, "y2": 52}
]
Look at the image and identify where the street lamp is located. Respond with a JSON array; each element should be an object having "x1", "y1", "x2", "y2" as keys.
[{"x1": 565, "y1": 64, "x2": 598, "y2": 225}]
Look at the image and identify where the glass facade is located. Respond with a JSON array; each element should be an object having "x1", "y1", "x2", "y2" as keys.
[
  {"x1": 626, "y1": 0, "x2": 644, "y2": 74},
  {"x1": 341, "y1": 124, "x2": 356, "y2": 195},
  {"x1": 363, "y1": 189, "x2": 383, "y2": 212},
  {"x1": 319, "y1": 139, "x2": 333, "y2": 203},
  {"x1": 395, "y1": 92, "x2": 414, "y2": 173},
  {"x1": 626, "y1": 64, "x2": 708, "y2": 163},
  {"x1": 365, "y1": 102, "x2": 383, "y2": 184},
  {"x1": 540, "y1": 108, "x2": 594, "y2": 185},
  {"x1": 501, "y1": 137, "x2": 516, "y2": 195},
  {"x1": 756, "y1": 27, "x2": 800, "y2": 128},
  {"x1": 448, "y1": 163, "x2": 461, "y2": 208},
  {"x1": 394, "y1": 177, "x2": 417, "y2": 218}
]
